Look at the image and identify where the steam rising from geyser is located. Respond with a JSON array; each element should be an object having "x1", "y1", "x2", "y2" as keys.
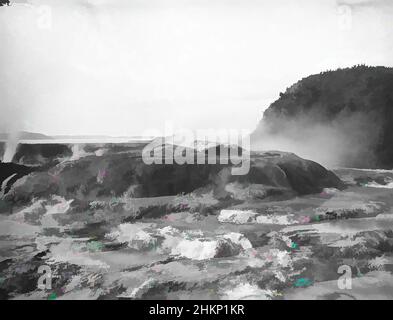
[
  {"x1": 251, "y1": 112, "x2": 381, "y2": 169},
  {"x1": 2, "y1": 132, "x2": 20, "y2": 163}
]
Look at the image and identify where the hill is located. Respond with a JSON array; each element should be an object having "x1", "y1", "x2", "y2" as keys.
[
  {"x1": 0, "y1": 131, "x2": 53, "y2": 141},
  {"x1": 252, "y1": 65, "x2": 393, "y2": 168}
]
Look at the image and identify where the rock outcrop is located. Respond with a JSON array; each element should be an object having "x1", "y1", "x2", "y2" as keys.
[{"x1": 0, "y1": 143, "x2": 343, "y2": 210}]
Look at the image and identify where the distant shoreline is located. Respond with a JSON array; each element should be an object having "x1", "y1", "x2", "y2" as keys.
[{"x1": 0, "y1": 138, "x2": 154, "y2": 144}]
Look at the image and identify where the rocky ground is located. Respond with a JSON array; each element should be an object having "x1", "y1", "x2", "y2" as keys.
[{"x1": 1, "y1": 144, "x2": 393, "y2": 300}]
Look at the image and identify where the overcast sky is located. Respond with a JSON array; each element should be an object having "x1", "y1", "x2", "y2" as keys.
[{"x1": 0, "y1": 0, "x2": 392, "y2": 136}]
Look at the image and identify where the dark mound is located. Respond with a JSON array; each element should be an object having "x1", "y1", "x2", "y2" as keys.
[
  {"x1": 0, "y1": 162, "x2": 36, "y2": 195},
  {"x1": 12, "y1": 144, "x2": 72, "y2": 165},
  {"x1": 252, "y1": 65, "x2": 393, "y2": 168},
  {"x1": 0, "y1": 143, "x2": 343, "y2": 207}
]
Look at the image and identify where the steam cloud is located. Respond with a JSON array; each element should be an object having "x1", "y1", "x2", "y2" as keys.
[{"x1": 251, "y1": 111, "x2": 381, "y2": 169}]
